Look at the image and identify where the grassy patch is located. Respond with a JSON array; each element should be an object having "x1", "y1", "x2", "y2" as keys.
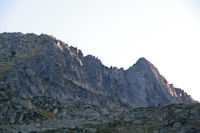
[
  {"x1": 0, "y1": 63, "x2": 11, "y2": 79},
  {"x1": 0, "y1": 118, "x2": 8, "y2": 124},
  {"x1": 35, "y1": 106, "x2": 61, "y2": 120}
]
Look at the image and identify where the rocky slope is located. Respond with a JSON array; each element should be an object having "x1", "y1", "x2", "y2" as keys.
[
  {"x1": 0, "y1": 32, "x2": 199, "y2": 133},
  {"x1": 0, "y1": 32, "x2": 195, "y2": 106},
  {"x1": 0, "y1": 96, "x2": 199, "y2": 133}
]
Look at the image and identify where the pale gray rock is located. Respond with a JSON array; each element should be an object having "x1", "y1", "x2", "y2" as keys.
[
  {"x1": 0, "y1": 32, "x2": 196, "y2": 108},
  {"x1": 53, "y1": 108, "x2": 58, "y2": 114},
  {"x1": 0, "y1": 32, "x2": 199, "y2": 133}
]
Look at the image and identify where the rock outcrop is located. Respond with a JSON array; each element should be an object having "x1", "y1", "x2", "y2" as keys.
[
  {"x1": 0, "y1": 32, "x2": 198, "y2": 133},
  {"x1": 0, "y1": 32, "x2": 195, "y2": 106}
]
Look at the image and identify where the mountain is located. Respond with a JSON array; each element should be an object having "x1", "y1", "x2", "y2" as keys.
[{"x1": 0, "y1": 32, "x2": 199, "y2": 133}]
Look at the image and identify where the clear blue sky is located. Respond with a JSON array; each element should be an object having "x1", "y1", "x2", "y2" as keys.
[{"x1": 0, "y1": 0, "x2": 200, "y2": 101}]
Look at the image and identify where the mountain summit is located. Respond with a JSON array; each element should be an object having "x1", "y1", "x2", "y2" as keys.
[
  {"x1": 0, "y1": 32, "x2": 199, "y2": 132},
  {"x1": 0, "y1": 32, "x2": 195, "y2": 107}
]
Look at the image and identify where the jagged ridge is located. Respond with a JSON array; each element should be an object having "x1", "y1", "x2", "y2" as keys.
[
  {"x1": 0, "y1": 32, "x2": 199, "y2": 133},
  {"x1": 0, "y1": 32, "x2": 196, "y2": 107}
]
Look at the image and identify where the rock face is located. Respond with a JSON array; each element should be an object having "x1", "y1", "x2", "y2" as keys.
[
  {"x1": 0, "y1": 32, "x2": 198, "y2": 133},
  {"x1": 0, "y1": 32, "x2": 195, "y2": 107}
]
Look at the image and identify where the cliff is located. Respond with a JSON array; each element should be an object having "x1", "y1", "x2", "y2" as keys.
[{"x1": 0, "y1": 32, "x2": 198, "y2": 133}]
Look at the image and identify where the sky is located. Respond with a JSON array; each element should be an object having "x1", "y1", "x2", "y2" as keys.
[{"x1": 0, "y1": 0, "x2": 200, "y2": 101}]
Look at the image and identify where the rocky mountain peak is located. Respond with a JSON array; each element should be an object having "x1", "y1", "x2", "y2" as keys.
[
  {"x1": 136, "y1": 57, "x2": 149, "y2": 64},
  {"x1": 0, "y1": 32, "x2": 196, "y2": 107},
  {"x1": 135, "y1": 57, "x2": 156, "y2": 71},
  {"x1": 0, "y1": 32, "x2": 199, "y2": 133},
  {"x1": 129, "y1": 57, "x2": 152, "y2": 71},
  {"x1": 127, "y1": 57, "x2": 159, "y2": 81}
]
